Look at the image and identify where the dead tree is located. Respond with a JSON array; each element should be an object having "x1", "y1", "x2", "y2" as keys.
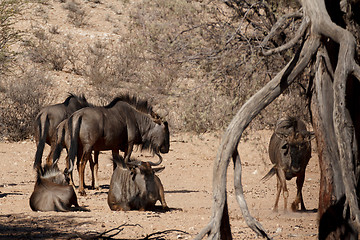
[{"x1": 196, "y1": 0, "x2": 360, "y2": 239}]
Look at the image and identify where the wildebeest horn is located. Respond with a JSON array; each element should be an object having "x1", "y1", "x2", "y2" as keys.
[
  {"x1": 149, "y1": 153, "x2": 163, "y2": 166},
  {"x1": 275, "y1": 131, "x2": 289, "y2": 140}
]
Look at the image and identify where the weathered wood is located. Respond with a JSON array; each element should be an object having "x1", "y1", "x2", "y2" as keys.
[{"x1": 301, "y1": 0, "x2": 360, "y2": 233}]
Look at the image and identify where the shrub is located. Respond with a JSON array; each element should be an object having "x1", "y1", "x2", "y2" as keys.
[
  {"x1": 0, "y1": 68, "x2": 52, "y2": 141},
  {"x1": 27, "y1": 29, "x2": 68, "y2": 71},
  {"x1": 0, "y1": 0, "x2": 23, "y2": 76},
  {"x1": 63, "y1": 0, "x2": 88, "y2": 27}
]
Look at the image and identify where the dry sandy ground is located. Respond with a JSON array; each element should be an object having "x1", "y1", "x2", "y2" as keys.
[{"x1": 0, "y1": 130, "x2": 320, "y2": 239}]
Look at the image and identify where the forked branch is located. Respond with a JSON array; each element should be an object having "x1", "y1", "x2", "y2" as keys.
[{"x1": 261, "y1": 11, "x2": 308, "y2": 56}]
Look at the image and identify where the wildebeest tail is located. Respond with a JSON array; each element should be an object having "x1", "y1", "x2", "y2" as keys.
[
  {"x1": 261, "y1": 167, "x2": 276, "y2": 182},
  {"x1": 52, "y1": 126, "x2": 66, "y2": 166},
  {"x1": 34, "y1": 114, "x2": 50, "y2": 169},
  {"x1": 67, "y1": 115, "x2": 82, "y2": 174}
]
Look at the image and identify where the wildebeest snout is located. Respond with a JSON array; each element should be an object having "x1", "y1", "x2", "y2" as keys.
[
  {"x1": 160, "y1": 145, "x2": 169, "y2": 154},
  {"x1": 285, "y1": 166, "x2": 300, "y2": 180},
  {"x1": 291, "y1": 165, "x2": 301, "y2": 173}
]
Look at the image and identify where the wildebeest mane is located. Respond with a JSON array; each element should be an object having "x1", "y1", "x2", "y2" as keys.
[
  {"x1": 105, "y1": 94, "x2": 158, "y2": 117},
  {"x1": 36, "y1": 164, "x2": 66, "y2": 185},
  {"x1": 275, "y1": 116, "x2": 299, "y2": 134},
  {"x1": 63, "y1": 93, "x2": 88, "y2": 107},
  {"x1": 139, "y1": 140, "x2": 156, "y2": 154}
]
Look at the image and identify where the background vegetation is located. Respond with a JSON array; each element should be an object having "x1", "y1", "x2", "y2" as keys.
[{"x1": 0, "y1": 0, "x2": 310, "y2": 141}]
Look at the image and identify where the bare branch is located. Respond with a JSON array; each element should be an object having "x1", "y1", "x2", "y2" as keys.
[
  {"x1": 232, "y1": 149, "x2": 271, "y2": 239},
  {"x1": 260, "y1": 11, "x2": 305, "y2": 56}
]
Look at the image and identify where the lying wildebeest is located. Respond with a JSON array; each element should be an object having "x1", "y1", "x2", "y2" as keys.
[
  {"x1": 53, "y1": 95, "x2": 170, "y2": 195},
  {"x1": 29, "y1": 164, "x2": 79, "y2": 212},
  {"x1": 34, "y1": 93, "x2": 91, "y2": 169},
  {"x1": 108, "y1": 156, "x2": 168, "y2": 211},
  {"x1": 262, "y1": 116, "x2": 314, "y2": 212}
]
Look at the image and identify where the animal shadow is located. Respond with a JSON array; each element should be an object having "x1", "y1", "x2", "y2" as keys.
[
  {"x1": 0, "y1": 192, "x2": 22, "y2": 198},
  {"x1": 151, "y1": 206, "x2": 182, "y2": 213},
  {"x1": 294, "y1": 208, "x2": 318, "y2": 213}
]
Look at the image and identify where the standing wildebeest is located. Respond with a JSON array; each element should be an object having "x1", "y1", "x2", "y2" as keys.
[
  {"x1": 262, "y1": 116, "x2": 314, "y2": 212},
  {"x1": 53, "y1": 95, "x2": 170, "y2": 195},
  {"x1": 52, "y1": 119, "x2": 98, "y2": 189},
  {"x1": 108, "y1": 156, "x2": 168, "y2": 211},
  {"x1": 33, "y1": 93, "x2": 90, "y2": 169},
  {"x1": 29, "y1": 164, "x2": 79, "y2": 212}
]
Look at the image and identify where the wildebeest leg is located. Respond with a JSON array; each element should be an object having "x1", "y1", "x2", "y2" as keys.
[
  {"x1": 113, "y1": 150, "x2": 125, "y2": 169},
  {"x1": 155, "y1": 176, "x2": 169, "y2": 210},
  {"x1": 274, "y1": 177, "x2": 282, "y2": 211},
  {"x1": 78, "y1": 149, "x2": 91, "y2": 196},
  {"x1": 274, "y1": 170, "x2": 288, "y2": 211},
  {"x1": 45, "y1": 150, "x2": 54, "y2": 167},
  {"x1": 291, "y1": 172, "x2": 306, "y2": 211},
  {"x1": 124, "y1": 143, "x2": 134, "y2": 165},
  {"x1": 89, "y1": 151, "x2": 99, "y2": 190},
  {"x1": 279, "y1": 171, "x2": 289, "y2": 211},
  {"x1": 64, "y1": 154, "x2": 75, "y2": 186}
]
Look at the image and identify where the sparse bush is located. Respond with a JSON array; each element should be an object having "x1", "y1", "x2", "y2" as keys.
[
  {"x1": 83, "y1": 40, "x2": 115, "y2": 85},
  {"x1": 63, "y1": 0, "x2": 88, "y2": 27},
  {"x1": 82, "y1": 38, "x2": 142, "y2": 88},
  {"x1": 0, "y1": 0, "x2": 23, "y2": 76},
  {"x1": 27, "y1": 28, "x2": 67, "y2": 71},
  {"x1": 180, "y1": 86, "x2": 234, "y2": 133},
  {"x1": 0, "y1": 68, "x2": 52, "y2": 141}
]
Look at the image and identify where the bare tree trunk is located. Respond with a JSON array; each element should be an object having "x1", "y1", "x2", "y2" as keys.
[{"x1": 196, "y1": 0, "x2": 360, "y2": 239}]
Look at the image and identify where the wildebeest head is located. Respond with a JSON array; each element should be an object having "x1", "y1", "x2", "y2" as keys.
[
  {"x1": 129, "y1": 161, "x2": 165, "y2": 176},
  {"x1": 277, "y1": 128, "x2": 314, "y2": 180},
  {"x1": 38, "y1": 164, "x2": 69, "y2": 185},
  {"x1": 142, "y1": 119, "x2": 170, "y2": 158},
  {"x1": 64, "y1": 93, "x2": 90, "y2": 111},
  {"x1": 150, "y1": 120, "x2": 170, "y2": 154}
]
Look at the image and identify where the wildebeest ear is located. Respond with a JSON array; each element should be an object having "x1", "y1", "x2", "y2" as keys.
[
  {"x1": 152, "y1": 166, "x2": 165, "y2": 173},
  {"x1": 154, "y1": 118, "x2": 162, "y2": 124}
]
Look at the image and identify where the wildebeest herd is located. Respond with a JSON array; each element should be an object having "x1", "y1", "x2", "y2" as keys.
[
  {"x1": 29, "y1": 93, "x2": 315, "y2": 216},
  {"x1": 30, "y1": 93, "x2": 170, "y2": 211}
]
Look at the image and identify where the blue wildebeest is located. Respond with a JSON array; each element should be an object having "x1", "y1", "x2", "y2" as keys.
[
  {"x1": 108, "y1": 156, "x2": 168, "y2": 211},
  {"x1": 33, "y1": 93, "x2": 91, "y2": 169},
  {"x1": 51, "y1": 118, "x2": 98, "y2": 189},
  {"x1": 262, "y1": 116, "x2": 314, "y2": 212},
  {"x1": 53, "y1": 95, "x2": 170, "y2": 195},
  {"x1": 29, "y1": 164, "x2": 80, "y2": 212}
]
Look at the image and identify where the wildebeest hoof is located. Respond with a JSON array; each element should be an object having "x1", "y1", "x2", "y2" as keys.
[
  {"x1": 291, "y1": 202, "x2": 299, "y2": 212},
  {"x1": 89, "y1": 185, "x2": 99, "y2": 190},
  {"x1": 79, "y1": 190, "x2": 86, "y2": 196}
]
